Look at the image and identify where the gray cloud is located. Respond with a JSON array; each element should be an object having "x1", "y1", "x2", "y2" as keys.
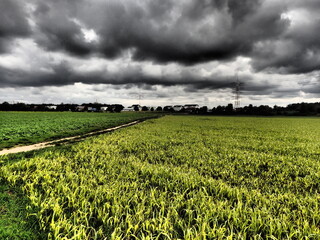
[
  {"x1": 0, "y1": 0, "x2": 319, "y2": 104},
  {"x1": 0, "y1": 0, "x2": 31, "y2": 53},
  {"x1": 7, "y1": 0, "x2": 317, "y2": 72},
  {"x1": 33, "y1": 1, "x2": 93, "y2": 56},
  {"x1": 28, "y1": 0, "x2": 290, "y2": 65},
  {"x1": 2, "y1": 0, "x2": 319, "y2": 74},
  {"x1": 95, "y1": 0, "x2": 288, "y2": 64},
  {"x1": 251, "y1": 1, "x2": 320, "y2": 74},
  {"x1": 0, "y1": 64, "x2": 74, "y2": 87},
  {"x1": 0, "y1": 63, "x2": 276, "y2": 96},
  {"x1": 271, "y1": 89, "x2": 301, "y2": 99}
]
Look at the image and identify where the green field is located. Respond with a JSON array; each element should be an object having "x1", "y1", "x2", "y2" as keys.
[
  {"x1": 1, "y1": 115, "x2": 320, "y2": 239},
  {"x1": 0, "y1": 111, "x2": 159, "y2": 150}
]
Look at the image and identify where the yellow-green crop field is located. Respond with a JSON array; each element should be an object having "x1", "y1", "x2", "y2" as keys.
[{"x1": 1, "y1": 115, "x2": 320, "y2": 239}]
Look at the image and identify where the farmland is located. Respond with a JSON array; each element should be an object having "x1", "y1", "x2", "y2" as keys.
[
  {"x1": 1, "y1": 115, "x2": 320, "y2": 239},
  {"x1": 0, "y1": 111, "x2": 159, "y2": 150}
]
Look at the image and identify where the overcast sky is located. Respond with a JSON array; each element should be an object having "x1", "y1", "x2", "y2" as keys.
[{"x1": 0, "y1": 0, "x2": 319, "y2": 107}]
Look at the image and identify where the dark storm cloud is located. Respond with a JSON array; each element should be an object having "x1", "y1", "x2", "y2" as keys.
[
  {"x1": 300, "y1": 80, "x2": 320, "y2": 94},
  {"x1": 2, "y1": 0, "x2": 319, "y2": 70},
  {"x1": 29, "y1": 0, "x2": 319, "y2": 75},
  {"x1": 0, "y1": 64, "x2": 75, "y2": 87},
  {"x1": 1, "y1": 0, "x2": 320, "y2": 97},
  {"x1": 292, "y1": 0, "x2": 320, "y2": 10},
  {"x1": 94, "y1": 0, "x2": 288, "y2": 64},
  {"x1": 251, "y1": 35, "x2": 320, "y2": 74},
  {"x1": 251, "y1": 1, "x2": 320, "y2": 74},
  {"x1": 302, "y1": 87, "x2": 320, "y2": 95},
  {"x1": 0, "y1": 0, "x2": 31, "y2": 53},
  {"x1": 29, "y1": 0, "x2": 290, "y2": 64},
  {"x1": 0, "y1": 62, "x2": 281, "y2": 98},
  {"x1": 272, "y1": 89, "x2": 301, "y2": 99},
  {"x1": 33, "y1": 1, "x2": 93, "y2": 56}
]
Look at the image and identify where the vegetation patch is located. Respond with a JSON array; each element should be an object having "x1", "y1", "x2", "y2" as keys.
[
  {"x1": 0, "y1": 151, "x2": 48, "y2": 239},
  {"x1": 1, "y1": 116, "x2": 320, "y2": 239},
  {"x1": 0, "y1": 112, "x2": 159, "y2": 150}
]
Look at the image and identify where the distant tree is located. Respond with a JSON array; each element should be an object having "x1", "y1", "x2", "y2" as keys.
[
  {"x1": 199, "y1": 106, "x2": 208, "y2": 114},
  {"x1": 113, "y1": 104, "x2": 124, "y2": 113},
  {"x1": 150, "y1": 107, "x2": 154, "y2": 111},
  {"x1": 156, "y1": 106, "x2": 162, "y2": 111},
  {"x1": 225, "y1": 103, "x2": 234, "y2": 114},
  {"x1": 287, "y1": 103, "x2": 298, "y2": 111},
  {"x1": 134, "y1": 106, "x2": 140, "y2": 111},
  {"x1": 257, "y1": 105, "x2": 273, "y2": 115},
  {"x1": 0, "y1": 102, "x2": 11, "y2": 111},
  {"x1": 163, "y1": 106, "x2": 173, "y2": 112},
  {"x1": 307, "y1": 104, "x2": 316, "y2": 114},
  {"x1": 216, "y1": 105, "x2": 225, "y2": 114},
  {"x1": 14, "y1": 103, "x2": 28, "y2": 111},
  {"x1": 141, "y1": 106, "x2": 149, "y2": 111},
  {"x1": 300, "y1": 102, "x2": 308, "y2": 115},
  {"x1": 273, "y1": 105, "x2": 285, "y2": 115},
  {"x1": 248, "y1": 104, "x2": 255, "y2": 115},
  {"x1": 37, "y1": 104, "x2": 47, "y2": 111},
  {"x1": 107, "y1": 106, "x2": 114, "y2": 112},
  {"x1": 242, "y1": 104, "x2": 254, "y2": 115}
]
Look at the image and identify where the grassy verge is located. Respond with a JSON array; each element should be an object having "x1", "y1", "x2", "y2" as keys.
[
  {"x1": 0, "y1": 151, "x2": 49, "y2": 239},
  {"x1": 0, "y1": 182, "x2": 45, "y2": 239}
]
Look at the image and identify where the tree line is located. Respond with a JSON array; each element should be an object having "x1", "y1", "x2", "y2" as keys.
[
  {"x1": 0, "y1": 102, "x2": 124, "y2": 112},
  {"x1": 1, "y1": 101, "x2": 320, "y2": 116},
  {"x1": 209, "y1": 102, "x2": 320, "y2": 116}
]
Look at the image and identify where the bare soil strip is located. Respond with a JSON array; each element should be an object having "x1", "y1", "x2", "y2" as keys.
[{"x1": 0, "y1": 120, "x2": 140, "y2": 156}]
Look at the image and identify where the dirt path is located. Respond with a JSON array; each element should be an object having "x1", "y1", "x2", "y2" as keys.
[{"x1": 0, "y1": 120, "x2": 140, "y2": 156}]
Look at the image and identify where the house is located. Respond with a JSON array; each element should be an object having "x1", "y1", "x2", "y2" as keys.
[
  {"x1": 173, "y1": 105, "x2": 183, "y2": 112},
  {"x1": 76, "y1": 106, "x2": 86, "y2": 111},
  {"x1": 123, "y1": 106, "x2": 135, "y2": 111},
  {"x1": 184, "y1": 104, "x2": 199, "y2": 112},
  {"x1": 105, "y1": 104, "x2": 124, "y2": 112},
  {"x1": 46, "y1": 105, "x2": 57, "y2": 110},
  {"x1": 87, "y1": 107, "x2": 97, "y2": 112},
  {"x1": 132, "y1": 104, "x2": 142, "y2": 111},
  {"x1": 100, "y1": 106, "x2": 109, "y2": 111},
  {"x1": 163, "y1": 105, "x2": 173, "y2": 111}
]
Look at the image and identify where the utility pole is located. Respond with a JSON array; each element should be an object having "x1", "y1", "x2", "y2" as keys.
[
  {"x1": 234, "y1": 73, "x2": 241, "y2": 109},
  {"x1": 138, "y1": 86, "x2": 143, "y2": 106}
]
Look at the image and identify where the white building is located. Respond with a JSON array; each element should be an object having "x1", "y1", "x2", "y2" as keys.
[
  {"x1": 100, "y1": 106, "x2": 109, "y2": 111},
  {"x1": 123, "y1": 106, "x2": 135, "y2": 111},
  {"x1": 47, "y1": 105, "x2": 57, "y2": 110},
  {"x1": 173, "y1": 105, "x2": 183, "y2": 112}
]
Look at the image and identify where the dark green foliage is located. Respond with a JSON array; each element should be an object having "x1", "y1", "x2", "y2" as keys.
[
  {"x1": 0, "y1": 182, "x2": 45, "y2": 240},
  {"x1": 0, "y1": 112, "x2": 159, "y2": 150}
]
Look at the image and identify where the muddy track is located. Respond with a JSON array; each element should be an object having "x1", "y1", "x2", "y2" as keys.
[{"x1": 0, "y1": 120, "x2": 142, "y2": 156}]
